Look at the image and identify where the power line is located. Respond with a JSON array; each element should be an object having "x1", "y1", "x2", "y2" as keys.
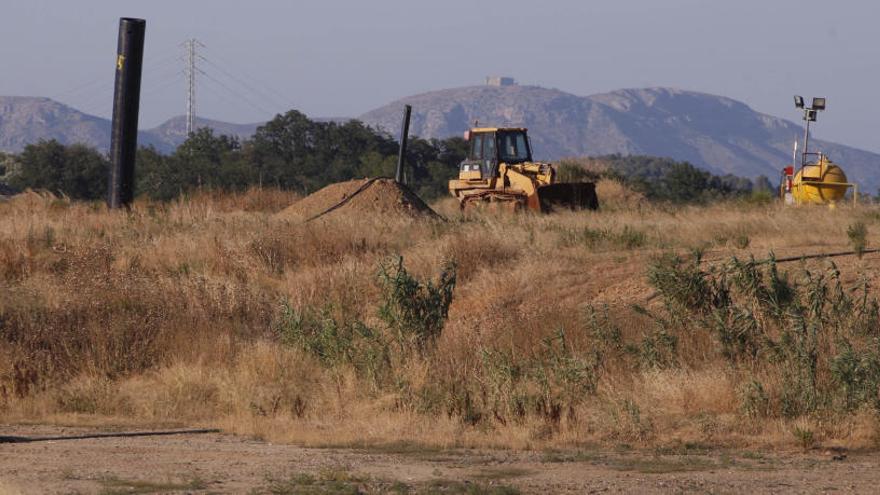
[
  {"x1": 196, "y1": 67, "x2": 274, "y2": 117},
  {"x1": 51, "y1": 46, "x2": 181, "y2": 102},
  {"x1": 198, "y1": 55, "x2": 290, "y2": 112},
  {"x1": 59, "y1": 39, "x2": 291, "y2": 124},
  {"x1": 141, "y1": 71, "x2": 185, "y2": 99},
  {"x1": 197, "y1": 49, "x2": 296, "y2": 110},
  {"x1": 197, "y1": 70, "x2": 277, "y2": 121}
]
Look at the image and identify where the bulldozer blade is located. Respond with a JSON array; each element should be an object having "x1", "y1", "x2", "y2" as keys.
[{"x1": 537, "y1": 182, "x2": 599, "y2": 212}]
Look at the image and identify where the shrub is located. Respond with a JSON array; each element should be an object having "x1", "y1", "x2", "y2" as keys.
[
  {"x1": 647, "y1": 251, "x2": 880, "y2": 417},
  {"x1": 557, "y1": 225, "x2": 647, "y2": 251},
  {"x1": 646, "y1": 253, "x2": 712, "y2": 312},
  {"x1": 276, "y1": 303, "x2": 390, "y2": 385},
  {"x1": 377, "y1": 256, "x2": 456, "y2": 353},
  {"x1": 10, "y1": 140, "x2": 108, "y2": 200},
  {"x1": 847, "y1": 221, "x2": 868, "y2": 258}
]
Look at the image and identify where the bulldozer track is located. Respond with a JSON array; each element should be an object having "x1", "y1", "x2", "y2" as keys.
[{"x1": 460, "y1": 190, "x2": 527, "y2": 212}]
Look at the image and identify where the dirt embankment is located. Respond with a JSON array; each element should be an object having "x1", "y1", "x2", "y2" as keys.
[{"x1": 277, "y1": 178, "x2": 439, "y2": 222}]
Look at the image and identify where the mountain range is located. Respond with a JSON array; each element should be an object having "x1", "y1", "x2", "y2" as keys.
[
  {"x1": 1, "y1": 86, "x2": 877, "y2": 192},
  {"x1": 0, "y1": 96, "x2": 259, "y2": 154}
]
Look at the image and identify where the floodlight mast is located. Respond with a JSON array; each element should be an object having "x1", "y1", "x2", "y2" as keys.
[
  {"x1": 794, "y1": 95, "x2": 826, "y2": 168},
  {"x1": 802, "y1": 115, "x2": 811, "y2": 168}
]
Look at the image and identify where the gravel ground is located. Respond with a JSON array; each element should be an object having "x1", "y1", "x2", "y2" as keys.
[{"x1": 1, "y1": 424, "x2": 878, "y2": 494}]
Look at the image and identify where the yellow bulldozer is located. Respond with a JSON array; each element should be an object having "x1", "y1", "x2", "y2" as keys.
[{"x1": 448, "y1": 127, "x2": 598, "y2": 212}]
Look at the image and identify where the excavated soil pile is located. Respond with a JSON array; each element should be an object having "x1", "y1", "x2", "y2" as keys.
[{"x1": 278, "y1": 178, "x2": 439, "y2": 222}]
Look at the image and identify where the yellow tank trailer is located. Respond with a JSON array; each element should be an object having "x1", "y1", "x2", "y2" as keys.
[
  {"x1": 791, "y1": 154, "x2": 852, "y2": 205},
  {"x1": 780, "y1": 96, "x2": 857, "y2": 206}
]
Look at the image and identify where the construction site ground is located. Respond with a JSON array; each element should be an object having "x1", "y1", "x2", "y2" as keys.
[{"x1": 0, "y1": 424, "x2": 878, "y2": 494}]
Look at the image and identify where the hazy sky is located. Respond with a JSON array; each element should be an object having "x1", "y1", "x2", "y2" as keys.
[{"x1": 2, "y1": 1, "x2": 877, "y2": 151}]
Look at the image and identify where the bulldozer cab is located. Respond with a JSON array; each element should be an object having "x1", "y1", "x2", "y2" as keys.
[
  {"x1": 460, "y1": 128, "x2": 532, "y2": 179},
  {"x1": 496, "y1": 129, "x2": 532, "y2": 164}
]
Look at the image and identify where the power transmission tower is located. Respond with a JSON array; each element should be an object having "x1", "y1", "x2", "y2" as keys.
[{"x1": 183, "y1": 39, "x2": 203, "y2": 136}]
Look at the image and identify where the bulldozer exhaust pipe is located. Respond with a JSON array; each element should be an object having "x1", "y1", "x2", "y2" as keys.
[
  {"x1": 107, "y1": 17, "x2": 146, "y2": 209},
  {"x1": 395, "y1": 104, "x2": 412, "y2": 183}
]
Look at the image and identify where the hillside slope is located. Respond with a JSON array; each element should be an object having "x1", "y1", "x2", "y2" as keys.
[
  {"x1": 142, "y1": 116, "x2": 260, "y2": 151},
  {"x1": 0, "y1": 97, "x2": 259, "y2": 154},
  {"x1": 0, "y1": 97, "x2": 112, "y2": 152},
  {"x1": 360, "y1": 86, "x2": 880, "y2": 192}
]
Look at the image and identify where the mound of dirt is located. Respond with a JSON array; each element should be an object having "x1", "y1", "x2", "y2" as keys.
[{"x1": 277, "y1": 178, "x2": 439, "y2": 222}]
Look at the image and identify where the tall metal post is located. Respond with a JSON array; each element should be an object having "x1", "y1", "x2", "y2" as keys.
[
  {"x1": 801, "y1": 118, "x2": 810, "y2": 168},
  {"x1": 107, "y1": 18, "x2": 146, "y2": 209},
  {"x1": 185, "y1": 39, "x2": 196, "y2": 136},
  {"x1": 395, "y1": 105, "x2": 412, "y2": 183}
]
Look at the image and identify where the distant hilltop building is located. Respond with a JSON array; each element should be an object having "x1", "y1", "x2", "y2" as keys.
[{"x1": 486, "y1": 76, "x2": 516, "y2": 87}]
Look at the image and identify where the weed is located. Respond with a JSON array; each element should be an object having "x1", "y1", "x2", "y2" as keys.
[
  {"x1": 378, "y1": 256, "x2": 456, "y2": 354},
  {"x1": 792, "y1": 426, "x2": 816, "y2": 451},
  {"x1": 259, "y1": 471, "x2": 364, "y2": 495},
  {"x1": 610, "y1": 399, "x2": 654, "y2": 443},
  {"x1": 829, "y1": 339, "x2": 880, "y2": 412},
  {"x1": 634, "y1": 324, "x2": 678, "y2": 370},
  {"x1": 647, "y1": 250, "x2": 880, "y2": 420},
  {"x1": 617, "y1": 225, "x2": 647, "y2": 249},
  {"x1": 541, "y1": 450, "x2": 601, "y2": 463},
  {"x1": 98, "y1": 476, "x2": 206, "y2": 495},
  {"x1": 256, "y1": 471, "x2": 520, "y2": 495},
  {"x1": 471, "y1": 468, "x2": 533, "y2": 480},
  {"x1": 557, "y1": 225, "x2": 647, "y2": 250},
  {"x1": 646, "y1": 252, "x2": 711, "y2": 312},
  {"x1": 605, "y1": 455, "x2": 716, "y2": 474},
  {"x1": 739, "y1": 380, "x2": 770, "y2": 418},
  {"x1": 584, "y1": 305, "x2": 619, "y2": 342},
  {"x1": 734, "y1": 233, "x2": 751, "y2": 249},
  {"x1": 421, "y1": 480, "x2": 521, "y2": 495},
  {"x1": 847, "y1": 221, "x2": 868, "y2": 258},
  {"x1": 276, "y1": 303, "x2": 390, "y2": 385}
]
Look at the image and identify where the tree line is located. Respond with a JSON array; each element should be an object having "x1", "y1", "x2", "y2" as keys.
[
  {"x1": 558, "y1": 154, "x2": 774, "y2": 203},
  {"x1": 0, "y1": 111, "x2": 468, "y2": 202},
  {"x1": 0, "y1": 111, "x2": 771, "y2": 204}
]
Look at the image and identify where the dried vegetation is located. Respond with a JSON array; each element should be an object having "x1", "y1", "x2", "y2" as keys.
[{"x1": 2, "y1": 184, "x2": 880, "y2": 450}]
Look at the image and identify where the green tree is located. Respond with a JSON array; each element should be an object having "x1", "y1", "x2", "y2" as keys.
[
  {"x1": 248, "y1": 110, "x2": 321, "y2": 190},
  {"x1": 135, "y1": 146, "x2": 178, "y2": 200},
  {"x1": 659, "y1": 162, "x2": 709, "y2": 202},
  {"x1": 357, "y1": 151, "x2": 397, "y2": 178},
  {"x1": 249, "y1": 111, "x2": 397, "y2": 192},
  {"x1": 0, "y1": 152, "x2": 19, "y2": 182},
  {"x1": 137, "y1": 129, "x2": 247, "y2": 200},
  {"x1": 10, "y1": 140, "x2": 108, "y2": 200},
  {"x1": 406, "y1": 137, "x2": 466, "y2": 200}
]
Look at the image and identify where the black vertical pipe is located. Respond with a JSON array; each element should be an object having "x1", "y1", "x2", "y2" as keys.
[
  {"x1": 107, "y1": 18, "x2": 146, "y2": 209},
  {"x1": 395, "y1": 104, "x2": 412, "y2": 183}
]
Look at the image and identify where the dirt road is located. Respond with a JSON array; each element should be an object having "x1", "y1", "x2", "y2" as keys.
[{"x1": 0, "y1": 425, "x2": 877, "y2": 494}]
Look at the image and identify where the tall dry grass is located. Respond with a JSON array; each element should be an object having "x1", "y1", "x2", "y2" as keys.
[{"x1": 2, "y1": 187, "x2": 880, "y2": 450}]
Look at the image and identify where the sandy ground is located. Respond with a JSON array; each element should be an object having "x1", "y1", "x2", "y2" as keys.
[{"x1": 0, "y1": 425, "x2": 877, "y2": 494}]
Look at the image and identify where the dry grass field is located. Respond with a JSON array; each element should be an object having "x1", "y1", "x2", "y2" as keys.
[{"x1": 2, "y1": 179, "x2": 880, "y2": 457}]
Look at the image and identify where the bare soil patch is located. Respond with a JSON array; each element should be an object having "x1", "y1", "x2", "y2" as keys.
[{"x1": 1, "y1": 425, "x2": 878, "y2": 494}]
